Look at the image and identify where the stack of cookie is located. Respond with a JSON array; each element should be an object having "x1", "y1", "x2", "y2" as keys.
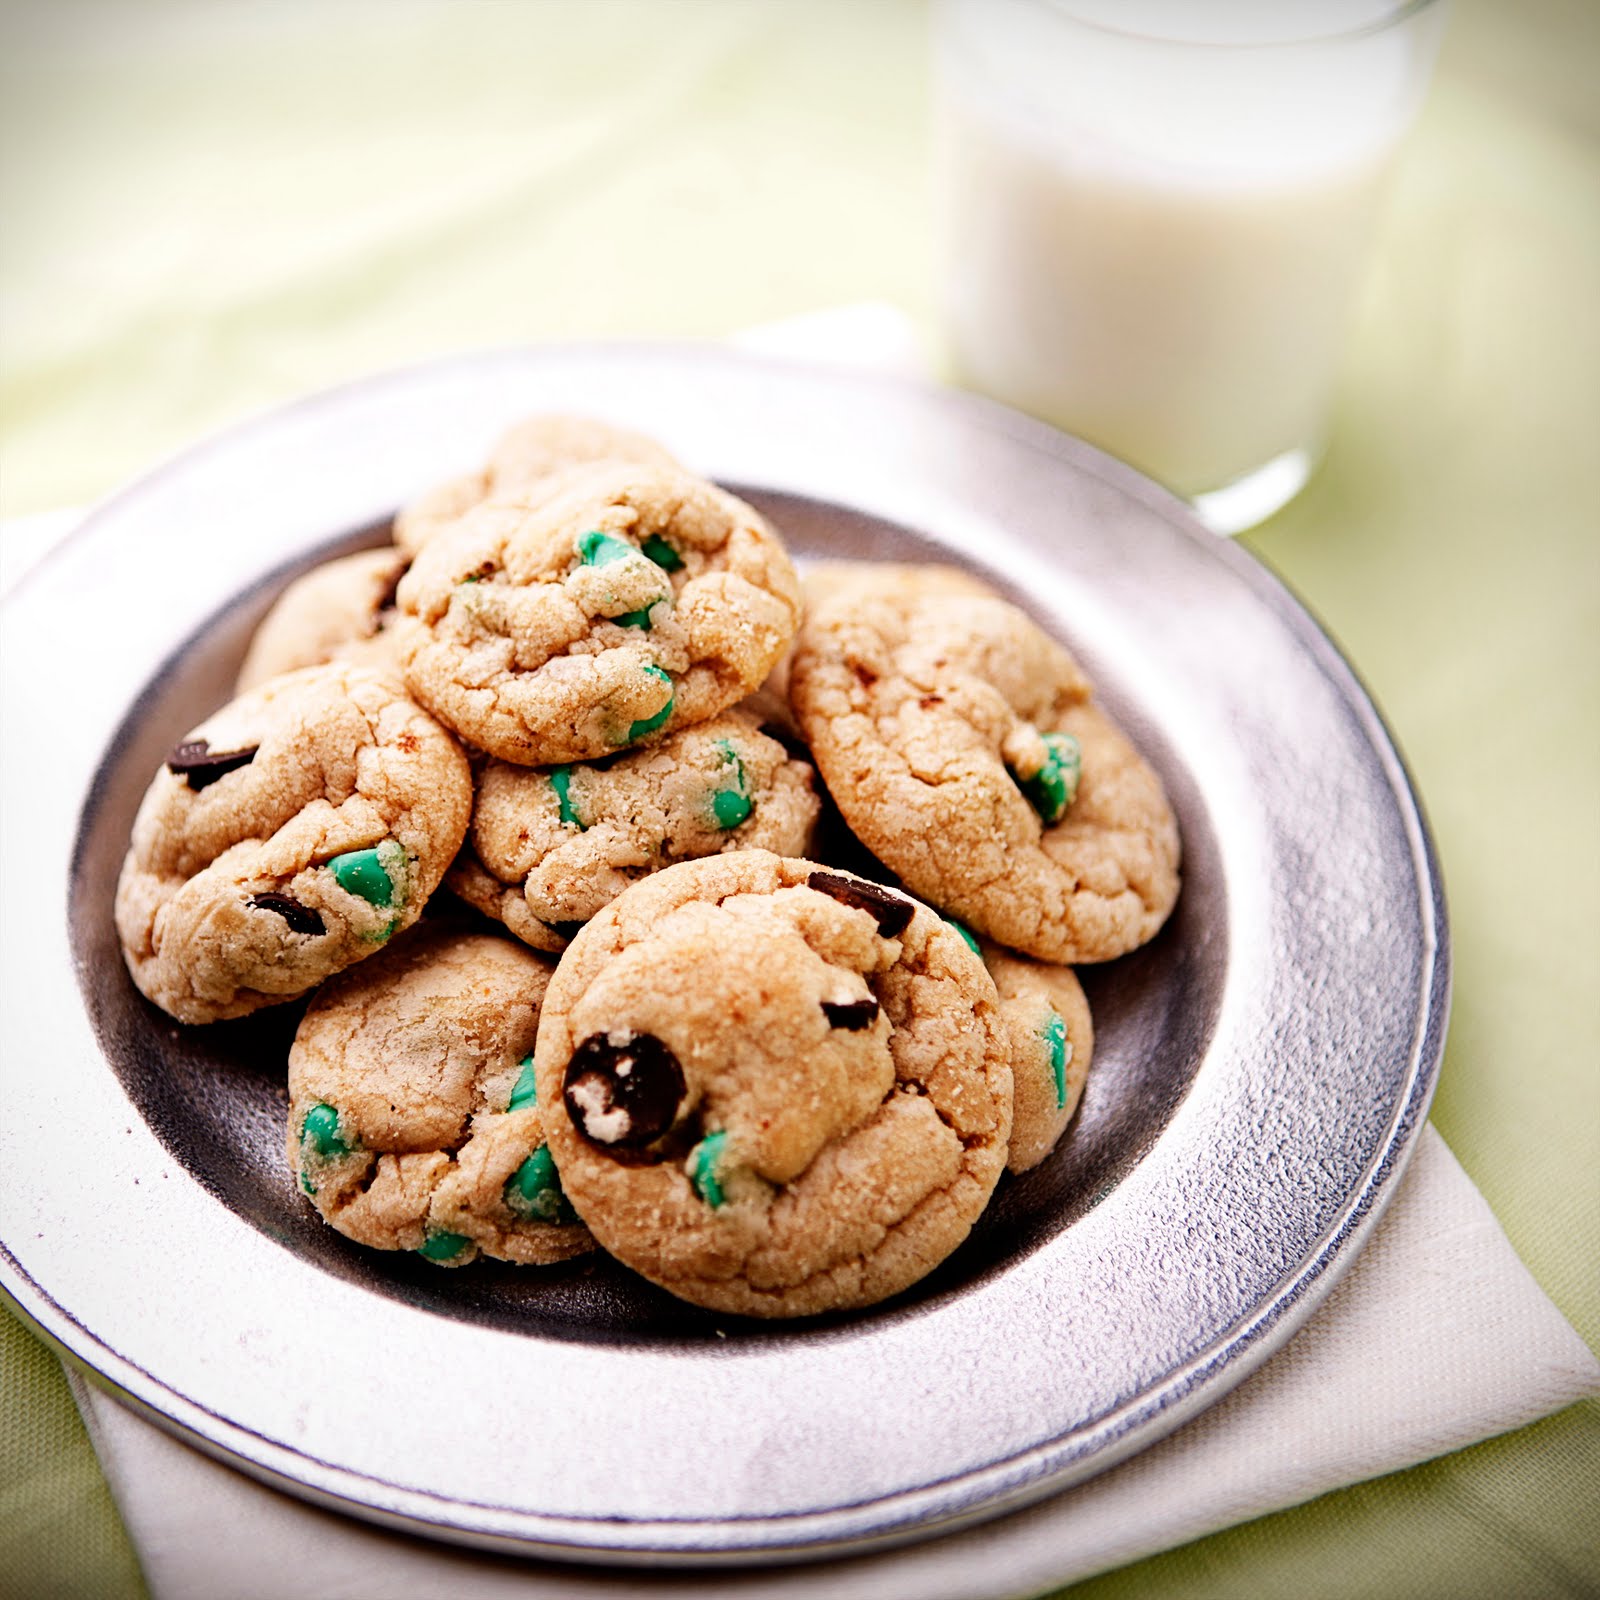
[{"x1": 114, "y1": 414, "x2": 1180, "y2": 1318}]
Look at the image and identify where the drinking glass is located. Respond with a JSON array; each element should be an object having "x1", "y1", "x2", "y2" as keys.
[{"x1": 935, "y1": 0, "x2": 1447, "y2": 531}]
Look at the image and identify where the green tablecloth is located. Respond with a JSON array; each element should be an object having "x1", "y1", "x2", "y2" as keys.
[{"x1": 2, "y1": 2, "x2": 1595, "y2": 1595}]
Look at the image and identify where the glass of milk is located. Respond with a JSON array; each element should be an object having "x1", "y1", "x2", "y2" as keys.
[{"x1": 935, "y1": 0, "x2": 1446, "y2": 532}]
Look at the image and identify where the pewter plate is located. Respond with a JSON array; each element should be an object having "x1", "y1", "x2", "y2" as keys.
[{"x1": 0, "y1": 346, "x2": 1447, "y2": 1564}]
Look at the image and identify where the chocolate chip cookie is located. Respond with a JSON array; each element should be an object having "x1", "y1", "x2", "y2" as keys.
[
  {"x1": 393, "y1": 414, "x2": 680, "y2": 557},
  {"x1": 115, "y1": 662, "x2": 472, "y2": 1024},
  {"x1": 447, "y1": 708, "x2": 821, "y2": 952},
  {"x1": 789, "y1": 568, "x2": 1180, "y2": 963},
  {"x1": 236, "y1": 546, "x2": 409, "y2": 692},
  {"x1": 288, "y1": 923, "x2": 592, "y2": 1266},
  {"x1": 532, "y1": 851, "x2": 1012, "y2": 1318},
  {"x1": 394, "y1": 462, "x2": 802, "y2": 765}
]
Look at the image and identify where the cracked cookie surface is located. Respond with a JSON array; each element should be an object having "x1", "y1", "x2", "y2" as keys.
[
  {"x1": 393, "y1": 414, "x2": 681, "y2": 557},
  {"x1": 236, "y1": 546, "x2": 408, "y2": 692},
  {"x1": 533, "y1": 851, "x2": 1012, "y2": 1318},
  {"x1": 981, "y1": 942, "x2": 1094, "y2": 1173},
  {"x1": 789, "y1": 567, "x2": 1180, "y2": 962},
  {"x1": 447, "y1": 708, "x2": 821, "y2": 953},
  {"x1": 288, "y1": 923, "x2": 593, "y2": 1267},
  {"x1": 114, "y1": 661, "x2": 472, "y2": 1024},
  {"x1": 394, "y1": 462, "x2": 801, "y2": 765}
]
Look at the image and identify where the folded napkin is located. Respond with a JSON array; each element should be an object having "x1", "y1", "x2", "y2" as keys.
[
  {"x1": 64, "y1": 1128, "x2": 1600, "y2": 1600},
  {"x1": 18, "y1": 307, "x2": 1597, "y2": 1598}
]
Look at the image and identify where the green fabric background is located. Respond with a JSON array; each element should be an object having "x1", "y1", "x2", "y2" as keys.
[{"x1": 2, "y1": 2, "x2": 1595, "y2": 1596}]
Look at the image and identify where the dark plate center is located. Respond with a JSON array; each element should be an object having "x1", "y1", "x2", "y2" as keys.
[{"x1": 70, "y1": 493, "x2": 1225, "y2": 1349}]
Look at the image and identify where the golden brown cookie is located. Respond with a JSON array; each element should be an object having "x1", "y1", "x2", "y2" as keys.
[
  {"x1": 752, "y1": 561, "x2": 993, "y2": 749},
  {"x1": 235, "y1": 547, "x2": 409, "y2": 692},
  {"x1": 393, "y1": 414, "x2": 680, "y2": 557},
  {"x1": 114, "y1": 662, "x2": 472, "y2": 1024},
  {"x1": 288, "y1": 924, "x2": 593, "y2": 1267},
  {"x1": 447, "y1": 708, "x2": 820, "y2": 952},
  {"x1": 394, "y1": 462, "x2": 801, "y2": 765},
  {"x1": 533, "y1": 851, "x2": 1012, "y2": 1319},
  {"x1": 980, "y1": 941, "x2": 1094, "y2": 1173},
  {"x1": 801, "y1": 560, "x2": 992, "y2": 612},
  {"x1": 789, "y1": 567, "x2": 1180, "y2": 963}
]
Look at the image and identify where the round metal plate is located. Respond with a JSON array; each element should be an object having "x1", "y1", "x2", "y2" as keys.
[{"x1": 0, "y1": 346, "x2": 1447, "y2": 1564}]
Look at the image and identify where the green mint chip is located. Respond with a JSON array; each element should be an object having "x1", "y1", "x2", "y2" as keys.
[
  {"x1": 689, "y1": 1130, "x2": 729, "y2": 1209},
  {"x1": 550, "y1": 766, "x2": 584, "y2": 829},
  {"x1": 611, "y1": 604, "x2": 659, "y2": 630},
  {"x1": 1041, "y1": 1007, "x2": 1070, "y2": 1110},
  {"x1": 300, "y1": 1102, "x2": 349, "y2": 1160},
  {"x1": 507, "y1": 1057, "x2": 538, "y2": 1113},
  {"x1": 577, "y1": 529, "x2": 635, "y2": 566},
  {"x1": 625, "y1": 666, "x2": 674, "y2": 743},
  {"x1": 1012, "y1": 732, "x2": 1082, "y2": 826},
  {"x1": 417, "y1": 1231, "x2": 471, "y2": 1263},
  {"x1": 641, "y1": 533, "x2": 683, "y2": 572},
  {"x1": 710, "y1": 740, "x2": 752, "y2": 829},
  {"x1": 505, "y1": 1146, "x2": 576, "y2": 1224},
  {"x1": 328, "y1": 842, "x2": 402, "y2": 908}
]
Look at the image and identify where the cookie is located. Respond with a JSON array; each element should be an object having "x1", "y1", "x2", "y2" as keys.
[
  {"x1": 394, "y1": 461, "x2": 801, "y2": 765},
  {"x1": 801, "y1": 560, "x2": 992, "y2": 612},
  {"x1": 446, "y1": 708, "x2": 821, "y2": 952},
  {"x1": 393, "y1": 414, "x2": 680, "y2": 558},
  {"x1": 532, "y1": 851, "x2": 1012, "y2": 1319},
  {"x1": 114, "y1": 662, "x2": 472, "y2": 1024},
  {"x1": 287, "y1": 924, "x2": 592, "y2": 1267},
  {"x1": 235, "y1": 546, "x2": 409, "y2": 692},
  {"x1": 789, "y1": 568, "x2": 1180, "y2": 963},
  {"x1": 980, "y1": 941, "x2": 1094, "y2": 1173},
  {"x1": 752, "y1": 561, "x2": 994, "y2": 751}
]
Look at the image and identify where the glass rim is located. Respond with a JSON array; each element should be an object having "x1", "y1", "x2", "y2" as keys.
[{"x1": 1019, "y1": 0, "x2": 1444, "y2": 50}]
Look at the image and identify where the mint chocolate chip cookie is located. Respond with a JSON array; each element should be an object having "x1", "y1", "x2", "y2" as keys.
[
  {"x1": 114, "y1": 661, "x2": 471, "y2": 1024},
  {"x1": 980, "y1": 941, "x2": 1094, "y2": 1173},
  {"x1": 235, "y1": 546, "x2": 409, "y2": 693},
  {"x1": 532, "y1": 851, "x2": 1012, "y2": 1319},
  {"x1": 393, "y1": 462, "x2": 802, "y2": 765},
  {"x1": 393, "y1": 413, "x2": 681, "y2": 558},
  {"x1": 446, "y1": 708, "x2": 821, "y2": 952},
  {"x1": 789, "y1": 567, "x2": 1180, "y2": 963},
  {"x1": 288, "y1": 923, "x2": 592, "y2": 1267}
]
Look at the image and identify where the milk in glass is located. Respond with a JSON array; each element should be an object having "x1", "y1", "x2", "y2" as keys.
[{"x1": 937, "y1": 0, "x2": 1444, "y2": 518}]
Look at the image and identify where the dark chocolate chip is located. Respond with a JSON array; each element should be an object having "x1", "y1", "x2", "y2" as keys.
[
  {"x1": 563, "y1": 1032, "x2": 686, "y2": 1149},
  {"x1": 540, "y1": 919, "x2": 587, "y2": 942},
  {"x1": 821, "y1": 997, "x2": 880, "y2": 1031},
  {"x1": 250, "y1": 893, "x2": 326, "y2": 935},
  {"x1": 806, "y1": 871, "x2": 914, "y2": 938},
  {"x1": 166, "y1": 740, "x2": 259, "y2": 790}
]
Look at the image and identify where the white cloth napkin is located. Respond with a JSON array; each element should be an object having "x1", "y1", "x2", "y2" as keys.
[
  {"x1": 21, "y1": 307, "x2": 1598, "y2": 1598},
  {"x1": 63, "y1": 1129, "x2": 1600, "y2": 1600}
]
